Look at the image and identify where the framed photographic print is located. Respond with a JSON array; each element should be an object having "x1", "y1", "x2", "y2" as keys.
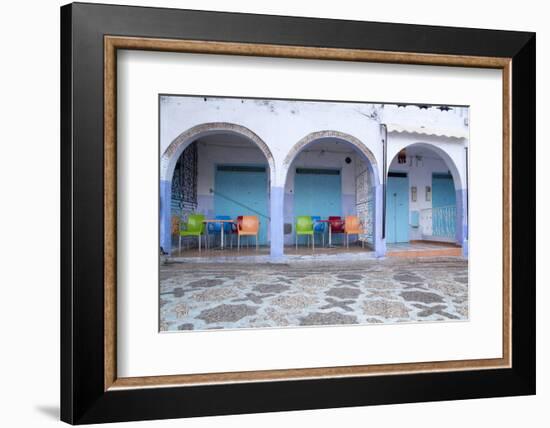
[{"x1": 60, "y1": 2, "x2": 535, "y2": 424}]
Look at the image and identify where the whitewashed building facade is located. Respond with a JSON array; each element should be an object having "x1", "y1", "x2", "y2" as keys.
[{"x1": 160, "y1": 96, "x2": 469, "y2": 258}]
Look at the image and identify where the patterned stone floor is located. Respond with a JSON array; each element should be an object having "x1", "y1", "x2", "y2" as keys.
[{"x1": 160, "y1": 257, "x2": 468, "y2": 331}]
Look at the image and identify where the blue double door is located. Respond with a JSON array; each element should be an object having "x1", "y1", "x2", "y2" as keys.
[
  {"x1": 294, "y1": 169, "x2": 341, "y2": 218},
  {"x1": 214, "y1": 166, "x2": 269, "y2": 245},
  {"x1": 386, "y1": 173, "x2": 409, "y2": 243},
  {"x1": 432, "y1": 174, "x2": 456, "y2": 208},
  {"x1": 294, "y1": 168, "x2": 342, "y2": 242}
]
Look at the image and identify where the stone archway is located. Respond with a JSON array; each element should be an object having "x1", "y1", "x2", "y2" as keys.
[
  {"x1": 386, "y1": 142, "x2": 466, "y2": 248},
  {"x1": 160, "y1": 122, "x2": 275, "y2": 255},
  {"x1": 161, "y1": 122, "x2": 275, "y2": 185},
  {"x1": 283, "y1": 130, "x2": 380, "y2": 186},
  {"x1": 388, "y1": 142, "x2": 463, "y2": 190},
  {"x1": 279, "y1": 130, "x2": 383, "y2": 256}
]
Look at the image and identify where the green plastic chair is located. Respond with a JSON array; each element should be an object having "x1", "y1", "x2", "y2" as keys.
[
  {"x1": 179, "y1": 214, "x2": 206, "y2": 253},
  {"x1": 295, "y1": 216, "x2": 315, "y2": 250}
]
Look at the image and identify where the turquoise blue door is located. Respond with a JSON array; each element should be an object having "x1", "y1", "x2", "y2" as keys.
[
  {"x1": 214, "y1": 166, "x2": 269, "y2": 245},
  {"x1": 386, "y1": 173, "x2": 409, "y2": 243},
  {"x1": 294, "y1": 168, "x2": 341, "y2": 240},
  {"x1": 432, "y1": 173, "x2": 456, "y2": 238}
]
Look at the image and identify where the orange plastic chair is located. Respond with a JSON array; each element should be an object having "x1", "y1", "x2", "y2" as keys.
[
  {"x1": 237, "y1": 216, "x2": 260, "y2": 251},
  {"x1": 344, "y1": 215, "x2": 365, "y2": 248},
  {"x1": 171, "y1": 216, "x2": 180, "y2": 236}
]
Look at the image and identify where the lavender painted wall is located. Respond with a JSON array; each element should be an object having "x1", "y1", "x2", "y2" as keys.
[
  {"x1": 270, "y1": 186, "x2": 285, "y2": 257},
  {"x1": 159, "y1": 180, "x2": 171, "y2": 254}
]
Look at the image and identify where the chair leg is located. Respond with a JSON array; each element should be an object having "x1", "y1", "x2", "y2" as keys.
[
  {"x1": 312, "y1": 234, "x2": 315, "y2": 251},
  {"x1": 296, "y1": 234, "x2": 298, "y2": 250},
  {"x1": 179, "y1": 235, "x2": 181, "y2": 254},
  {"x1": 256, "y1": 234, "x2": 258, "y2": 251},
  {"x1": 198, "y1": 235, "x2": 201, "y2": 252},
  {"x1": 237, "y1": 234, "x2": 240, "y2": 251}
]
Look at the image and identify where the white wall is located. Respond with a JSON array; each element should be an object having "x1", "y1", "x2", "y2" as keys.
[
  {"x1": 161, "y1": 97, "x2": 469, "y2": 193},
  {"x1": 381, "y1": 104, "x2": 469, "y2": 137},
  {"x1": 387, "y1": 132, "x2": 467, "y2": 189},
  {"x1": 161, "y1": 96, "x2": 384, "y2": 186}
]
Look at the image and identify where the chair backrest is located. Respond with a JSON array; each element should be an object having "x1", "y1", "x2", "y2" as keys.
[
  {"x1": 187, "y1": 214, "x2": 205, "y2": 233},
  {"x1": 296, "y1": 216, "x2": 313, "y2": 233},
  {"x1": 209, "y1": 215, "x2": 232, "y2": 233},
  {"x1": 171, "y1": 216, "x2": 180, "y2": 235},
  {"x1": 328, "y1": 216, "x2": 344, "y2": 232},
  {"x1": 311, "y1": 216, "x2": 325, "y2": 232},
  {"x1": 219, "y1": 215, "x2": 234, "y2": 233},
  {"x1": 345, "y1": 215, "x2": 361, "y2": 232},
  {"x1": 240, "y1": 216, "x2": 259, "y2": 233}
]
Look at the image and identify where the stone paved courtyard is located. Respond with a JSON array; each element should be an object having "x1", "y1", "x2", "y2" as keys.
[{"x1": 160, "y1": 257, "x2": 468, "y2": 331}]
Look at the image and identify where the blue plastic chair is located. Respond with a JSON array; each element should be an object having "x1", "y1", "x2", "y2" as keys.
[
  {"x1": 311, "y1": 216, "x2": 326, "y2": 247},
  {"x1": 207, "y1": 215, "x2": 234, "y2": 247}
]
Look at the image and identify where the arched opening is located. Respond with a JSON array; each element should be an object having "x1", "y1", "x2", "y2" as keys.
[
  {"x1": 282, "y1": 131, "x2": 381, "y2": 255},
  {"x1": 160, "y1": 123, "x2": 274, "y2": 256},
  {"x1": 385, "y1": 142, "x2": 465, "y2": 253}
]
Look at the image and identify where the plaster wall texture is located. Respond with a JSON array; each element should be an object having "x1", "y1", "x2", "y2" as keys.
[
  {"x1": 386, "y1": 132, "x2": 467, "y2": 190},
  {"x1": 160, "y1": 96, "x2": 383, "y2": 186},
  {"x1": 381, "y1": 104, "x2": 469, "y2": 137},
  {"x1": 161, "y1": 96, "x2": 468, "y2": 187}
]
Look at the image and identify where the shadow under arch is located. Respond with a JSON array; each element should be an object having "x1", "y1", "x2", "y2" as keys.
[
  {"x1": 388, "y1": 142, "x2": 463, "y2": 190},
  {"x1": 282, "y1": 130, "x2": 380, "y2": 186},
  {"x1": 159, "y1": 122, "x2": 275, "y2": 255},
  {"x1": 161, "y1": 122, "x2": 275, "y2": 185}
]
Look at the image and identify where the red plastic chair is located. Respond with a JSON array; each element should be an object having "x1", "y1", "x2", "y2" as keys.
[
  {"x1": 236, "y1": 216, "x2": 243, "y2": 233},
  {"x1": 328, "y1": 216, "x2": 344, "y2": 233},
  {"x1": 328, "y1": 216, "x2": 345, "y2": 245},
  {"x1": 234, "y1": 216, "x2": 245, "y2": 248}
]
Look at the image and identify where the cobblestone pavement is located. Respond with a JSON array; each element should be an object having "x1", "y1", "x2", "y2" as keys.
[{"x1": 160, "y1": 257, "x2": 468, "y2": 331}]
